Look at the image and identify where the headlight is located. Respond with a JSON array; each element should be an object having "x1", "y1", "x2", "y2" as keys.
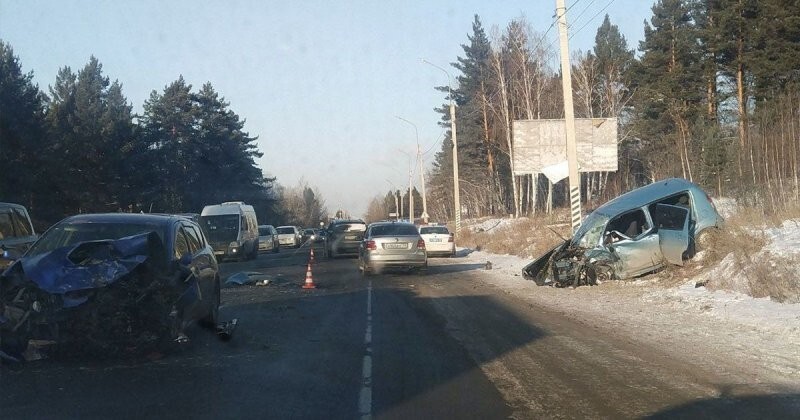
[{"x1": 229, "y1": 242, "x2": 239, "y2": 253}]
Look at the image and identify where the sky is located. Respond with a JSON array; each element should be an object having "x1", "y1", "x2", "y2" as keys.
[{"x1": 0, "y1": 0, "x2": 655, "y2": 219}]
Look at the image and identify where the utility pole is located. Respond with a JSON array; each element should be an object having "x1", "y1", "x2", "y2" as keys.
[
  {"x1": 422, "y1": 59, "x2": 460, "y2": 234},
  {"x1": 556, "y1": 0, "x2": 582, "y2": 233}
]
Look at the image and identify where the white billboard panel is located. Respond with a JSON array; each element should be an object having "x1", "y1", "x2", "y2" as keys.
[{"x1": 512, "y1": 118, "x2": 618, "y2": 175}]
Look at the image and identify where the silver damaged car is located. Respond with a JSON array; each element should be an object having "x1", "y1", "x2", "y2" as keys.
[{"x1": 523, "y1": 178, "x2": 724, "y2": 287}]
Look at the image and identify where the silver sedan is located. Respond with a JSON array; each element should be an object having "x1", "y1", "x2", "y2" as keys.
[{"x1": 358, "y1": 221, "x2": 427, "y2": 275}]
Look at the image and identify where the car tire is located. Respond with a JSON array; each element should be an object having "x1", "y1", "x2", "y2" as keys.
[
  {"x1": 273, "y1": 242, "x2": 280, "y2": 253},
  {"x1": 199, "y1": 277, "x2": 221, "y2": 328}
]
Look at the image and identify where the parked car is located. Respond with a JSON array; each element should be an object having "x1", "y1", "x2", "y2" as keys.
[
  {"x1": 258, "y1": 224, "x2": 280, "y2": 253},
  {"x1": 419, "y1": 224, "x2": 456, "y2": 257},
  {"x1": 276, "y1": 225, "x2": 301, "y2": 247},
  {"x1": 200, "y1": 201, "x2": 259, "y2": 261},
  {"x1": 325, "y1": 219, "x2": 367, "y2": 258},
  {"x1": 0, "y1": 213, "x2": 221, "y2": 358},
  {"x1": 0, "y1": 202, "x2": 38, "y2": 271},
  {"x1": 523, "y1": 178, "x2": 724, "y2": 287},
  {"x1": 358, "y1": 221, "x2": 427, "y2": 275}
]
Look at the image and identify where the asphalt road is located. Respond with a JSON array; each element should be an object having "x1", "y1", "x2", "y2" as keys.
[{"x1": 1, "y1": 243, "x2": 798, "y2": 419}]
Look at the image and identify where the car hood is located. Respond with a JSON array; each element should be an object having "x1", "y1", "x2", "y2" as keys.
[{"x1": 4, "y1": 232, "x2": 167, "y2": 295}]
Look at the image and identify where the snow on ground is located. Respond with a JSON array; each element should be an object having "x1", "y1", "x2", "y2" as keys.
[
  {"x1": 455, "y1": 217, "x2": 800, "y2": 385},
  {"x1": 467, "y1": 218, "x2": 517, "y2": 233}
]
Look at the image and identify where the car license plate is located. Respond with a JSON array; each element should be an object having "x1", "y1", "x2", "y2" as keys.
[
  {"x1": 384, "y1": 243, "x2": 407, "y2": 249},
  {"x1": 429, "y1": 238, "x2": 442, "y2": 242},
  {"x1": 345, "y1": 235, "x2": 357, "y2": 240}
]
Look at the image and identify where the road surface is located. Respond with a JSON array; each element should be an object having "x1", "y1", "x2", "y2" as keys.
[{"x1": 2, "y1": 243, "x2": 798, "y2": 419}]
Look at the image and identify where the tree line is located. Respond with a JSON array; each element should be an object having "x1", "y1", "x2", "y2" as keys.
[
  {"x1": 0, "y1": 41, "x2": 318, "y2": 228},
  {"x1": 403, "y1": 0, "x2": 800, "y2": 222}
]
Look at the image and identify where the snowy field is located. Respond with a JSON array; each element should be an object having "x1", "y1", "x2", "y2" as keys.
[{"x1": 457, "y1": 216, "x2": 800, "y2": 385}]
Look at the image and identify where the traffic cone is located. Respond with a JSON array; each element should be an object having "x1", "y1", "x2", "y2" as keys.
[
  {"x1": 302, "y1": 263, "x2": 316, "y2": 289},
  {"x1": 310, "y1": 247, "x2": 315, "y2": 263}
]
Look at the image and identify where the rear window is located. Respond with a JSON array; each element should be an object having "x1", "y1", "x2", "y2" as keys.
[
  {"x1": 370, "y1": 224, "x2": 419, "y2": 237},
  {"x1": 331, "y1": 223, "x2": 366, "y2": 233},
  {"x1": 420, "y1": 226, "x2": 449, "y2": 235}
]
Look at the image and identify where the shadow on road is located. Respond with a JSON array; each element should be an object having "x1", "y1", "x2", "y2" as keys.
[{"x1": 646, "y1": 392, "x2": 800, "y2": 419}]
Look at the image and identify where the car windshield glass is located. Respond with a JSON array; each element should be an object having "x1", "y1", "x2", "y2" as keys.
[
  {"x1": 200, "y1": 215, "x2": 239, "y2": 243},
  {"x1": 572, "y1": 212, "x2": 610, "y2": 248},
  {"x1": 27, "y1": 222, "x2": 164, "y2": 257},
  {"x1": 420, "y1": 227, "x2": 449, "y2": 235},
  {"x1": 258, "y1": 227, "x2": 270, "y2": 236},
  {"x1": 276, "y1": 227, "x2": 295, "y2": 234},
  {"x1": 370, "y1": 224, "x2": 419, "y2": 237}
]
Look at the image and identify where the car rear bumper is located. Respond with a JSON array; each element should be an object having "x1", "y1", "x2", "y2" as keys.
[{"x1": 363, "y1": 252, "x2": 427, "y2": 267}]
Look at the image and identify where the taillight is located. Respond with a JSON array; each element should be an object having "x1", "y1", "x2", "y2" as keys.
[
  {"x1": 366, "y1": 240, "x2": 377, "y2": 251},
  {"x1": 417, "y1": 239, "x2": 426, "y2": 249},
  {"x1": 448, "y1": 234, "x2": 454, "y2": 243}
]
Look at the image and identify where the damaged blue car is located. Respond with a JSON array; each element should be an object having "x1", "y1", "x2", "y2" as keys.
[{"x1": 0, "y1": 213, "x2": 221, "y2": 361}]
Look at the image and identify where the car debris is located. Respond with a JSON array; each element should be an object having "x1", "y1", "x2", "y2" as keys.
[
  {"x1": 523, "y1": 178, "x2": 724, "y2": 287},
  {"x1": 0, "y1": 232, "x2": 200, "y2": 361},
  {"x1": 216, "y1": 318, "x2": 238, "y2": 341}
]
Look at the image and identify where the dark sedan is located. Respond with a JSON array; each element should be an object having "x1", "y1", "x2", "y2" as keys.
[{"x1": 0, "y1": 213, "x2": 221, "y2": 359}]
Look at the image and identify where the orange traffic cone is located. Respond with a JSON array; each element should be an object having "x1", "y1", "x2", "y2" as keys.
[
  {"x1": 310, "y1": 247, "x2": 315, "y2": 263},
  {"x1": 302, "y1": 263, "x2": 316, "y2": 289}
]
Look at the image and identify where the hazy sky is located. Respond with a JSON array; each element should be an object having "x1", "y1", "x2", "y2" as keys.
[{"x1": 0, "y1": 0, "x2": 655, "y2": 218}]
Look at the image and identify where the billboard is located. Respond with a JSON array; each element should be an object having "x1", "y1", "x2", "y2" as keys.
[{"x1": 511, "y1": 118, "x2": 618, "y2": 176}]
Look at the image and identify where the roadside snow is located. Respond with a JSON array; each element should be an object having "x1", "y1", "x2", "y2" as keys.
[
  {"x1": 467, "y1": 218, "x2": 516, "y2": 233},
  {"x1": 455, "y1": 217, "x2": 800, "y2": 384}
]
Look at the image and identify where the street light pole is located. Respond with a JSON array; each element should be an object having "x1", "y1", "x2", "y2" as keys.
[
  {"x1": 398, "y1": 149, "x2": 414, "y2": 223},
  {"x1": 396, "y1": 116, "x2": 428, "y2": 224},
  {"x1": 422, "y1": 59, "x2": 460, "y2": 234}
]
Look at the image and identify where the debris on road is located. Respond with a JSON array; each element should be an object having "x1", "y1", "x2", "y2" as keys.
[
  {"x1": 216, "y1": 318, "x2": 238, "y2": 341},
  {"x1": 225, "y1": 271, "x2": 273, "y2": 286}
]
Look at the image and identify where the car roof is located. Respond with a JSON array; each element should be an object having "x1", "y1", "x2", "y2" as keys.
[
  {"x1": 59, "y1": 213, "x2": 182, "y2": 228},
  {"x1": 592, "y1": 178, "x2": 699, "y2": 217},
  {"x1": 330, "y1": 219, "x2": 365, "y2": 225},
  {"x1": 369, "y1": 221, "x2": 415, "y2": 227}
]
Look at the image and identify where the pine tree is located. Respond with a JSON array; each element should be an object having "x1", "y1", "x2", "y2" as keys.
[
  {"x1": 0, "y1": 41, "x2": 45, "y2": 210},
  {"x1": 631, "y1": 0, "x2": 704, "y2": 181}
]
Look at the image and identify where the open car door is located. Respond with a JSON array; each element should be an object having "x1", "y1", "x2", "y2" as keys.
[{"x1": 655, "y1": 204, "x2": 690, "y2": 266}]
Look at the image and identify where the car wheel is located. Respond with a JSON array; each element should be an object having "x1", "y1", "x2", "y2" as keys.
[
  {"x1": 199, "y1": 277, "x2": 221, "y2": 328},
  {"x1": 273, "y1": 241, "x2": 280, "y2": 253},
  {"x1": 695, "y1": 228, "x2": 720, "y2": 252}
]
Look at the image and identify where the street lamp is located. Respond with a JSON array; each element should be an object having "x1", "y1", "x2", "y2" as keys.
[
  {"x1": 398, "y1": 149, "x2": 414, "y2": 223},
  {"x1": 395, "y1": 116, "x2": 428, "y2": 224},
  {"x1": 422, "y1": 59, "x2": 460, "y2": 234}
]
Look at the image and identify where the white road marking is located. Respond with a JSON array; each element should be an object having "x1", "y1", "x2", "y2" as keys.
[{"x1": 359, "y1": 280, "x2": 373, "y2": 419}]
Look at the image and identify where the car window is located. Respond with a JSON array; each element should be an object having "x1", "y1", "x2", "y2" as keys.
[
  {"x1": 654, "y1": 205, "x2": 688, "y2": 231},
  {"x1": 331, "y1": 223, "x2": 366, "y2": 233},
  {"x1": 277, "y1": 227, "x2": 294, "y2": 234},
  {"x1": 420, "y1": 226, "x2": 449, "y2": 235},
  {"x1": 606, "y1": 209, "x2": 649, "y2": 239},
  {"x1": 0, "y1": 211, "x2": 13, "y2": 240},
  {"x1": 183, "y1": 224, "x2": 202, "y2": 253},
  {"x1": 174, "y1": 228, "x2": 190, "y2": 259},
  {"x1": 11, "y1": 209, "x2": 33, "y2": 237},
  {"x1": 259, "y1": 227, "x2": 270, "y2": 236},
  {"x1": 370, "y1": 224, "x2": 419, "y2": 237}
]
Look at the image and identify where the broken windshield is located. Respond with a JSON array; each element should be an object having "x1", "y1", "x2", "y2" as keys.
[{"x1": 571, "y1": 212, "x2": 610, "y2": 248}]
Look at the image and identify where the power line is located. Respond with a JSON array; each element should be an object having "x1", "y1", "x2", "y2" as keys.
[
  {"x1": 567, "y1": 0, "x2": 597, "y2": 32},
  {"x1": 569, "y1": 0, "x2": 617, "y2": 40}
]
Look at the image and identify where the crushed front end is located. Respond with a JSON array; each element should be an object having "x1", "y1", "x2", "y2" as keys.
[
  {"x1": 0, "y1": 232, "x2": 194, "y2": 362},
  {"x1": 523, "y1": 240, "x2": 617, "y2": 288}
]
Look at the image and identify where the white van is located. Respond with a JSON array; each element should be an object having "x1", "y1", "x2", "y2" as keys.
[{"x1": 200, "y1": 201, "x2": 259, "y2": 261}]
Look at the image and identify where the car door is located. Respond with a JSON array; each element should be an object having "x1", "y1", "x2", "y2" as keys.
[
  {"x1": 182, "y1": 222, "x2": 217, "y2": 303},
  {"x1": 654, "y1": 204, "x2": 690, "y2": 266},
  {"x1": 603, "y1": 208, "x2": 662, "y2": 277}
]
